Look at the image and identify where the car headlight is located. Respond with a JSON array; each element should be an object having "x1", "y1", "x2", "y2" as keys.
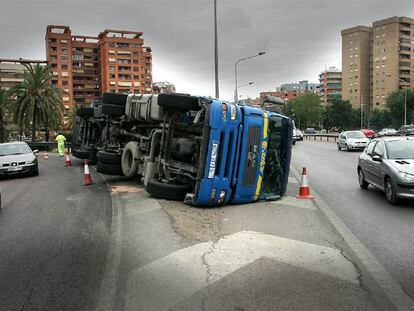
[
  {"x1": 27, "y1": 158, "x2": 37, "y2": 165},
  {"x1": 397, "y1": 171, "x2": 414, "y2": 182}
]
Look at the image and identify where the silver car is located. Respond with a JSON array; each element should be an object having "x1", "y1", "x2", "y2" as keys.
[
  {"x1": 337, "y1": 130, "x2": 370, "y2": 151},
  {"x1": 357, "y1": 137, "x2": 414, "y2": 204},
  {"x1": 0, "y1": 142, "x2": 39, "y2": 178}
]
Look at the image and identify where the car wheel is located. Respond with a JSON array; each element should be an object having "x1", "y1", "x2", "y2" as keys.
[
  {"x1": 337, "y1": 143, "x2": 341, "y2": 151},
  {"x1": 346, "y1": 144, "x2": 350, "y2": 152},
  {"x1": 385, "y1": 178, "x2": 399, "y2": 205},
  {"x1": 358, "y1": 169, "x2": 369, "y2": 189},
  {"x1": 97, "y1": 150, "x2": 122, "y2": 165},
  {"x1": 31, "y1": 168, "x2": 39, "y2": 177},
  {"x1": 146, "y1": 179, "x2": 192, "y2": 201},
  {"x1": 292, "y1": 140, "x2": 296, "y2": 145},
  {"x1": 96, "y1": 162, "x2": 123, "y2": 176}
]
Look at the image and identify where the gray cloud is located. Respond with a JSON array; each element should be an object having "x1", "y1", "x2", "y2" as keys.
[{"x1": 0, "y1": 0, "x2": 413, "y2": 99}]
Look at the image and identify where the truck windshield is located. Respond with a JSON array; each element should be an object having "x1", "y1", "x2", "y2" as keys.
[{"x1": 260, "y1": 115, "x2": 289, "y2": 198}]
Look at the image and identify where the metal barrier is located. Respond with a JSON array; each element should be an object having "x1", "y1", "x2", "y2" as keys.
[
  {"x1": 27, "y1": 142, "x2": 72, "y2": 151},
  {"x1": 303, "y1": 134, "x2": 339, "y2": 143}
]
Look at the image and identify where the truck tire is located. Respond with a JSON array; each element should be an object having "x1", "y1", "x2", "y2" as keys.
[
  {"x1": 101, "y1": 104, "x2": 125, "y2": 117},
  {"x1": 97, "y1": 162, "x2": 123, "y2": 176},
  {"x1": 157, "y1": 93, "x2": 200, "y2": 111},
  {"x1": 73, "y1": 148, "x2": 89, "y2": 159},
  {"x1": 76, "y1": 107, "x2": 94, "y2": 117},
  {"x1": 102, "y1": 93, "x2": 128, "y2": 106},
  {"x1": 89, "y1": 150, "x2": 98, "y2": 164},
  {"x1": 97, "y1": 150, "x2": 121, "y2": 165},
  {"x1": 146, "y1": 179, "x2": 192, "y2": 201},
  {"x1": 121, "y1": 141, "x2": 141, "y2": 178}
]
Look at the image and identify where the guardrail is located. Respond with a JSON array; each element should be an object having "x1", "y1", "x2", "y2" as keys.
[
  {"x1": 303, "y1": 134, "x2": 339, "y2": 143},
  {"x1": 27, "y1": 141, "x2": 72, "y2": 151}
]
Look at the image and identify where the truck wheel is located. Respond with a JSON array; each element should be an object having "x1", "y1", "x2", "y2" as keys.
[
  {"x1": 146, "y1": 179, "x2": 192, "y2": 201},
  {"x1": 97, "y1": 150, "x2": 121, "y2": 165},
  {"x1": 76, "y1": 107, "x2": 94, "y2": 117},
  {"x1": 121, "y1": 142, "x2": 141, "y2": 178},
  {"x1": 73, "y1": 149, "x2": 90, "y2": 159},
  {"x1": 157, "y1": 93, "x2": 201, "y2": 111},
  {"x1": 89, "y1": 150, "x2": 98, "y2": 165},
  {"x1": 97, "y1": 162, "x2": 123, "y2": 176},
  {"x1": 101, "y1": 104, "x2": 125, "y2": 117},
  {"x1": 102, "y1": 93, "x2": 128, "y2": 106}
]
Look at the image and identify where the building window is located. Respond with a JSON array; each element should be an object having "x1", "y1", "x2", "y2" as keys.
[
  {"x1": 62, "y1": 80, "x2": 68, "y2": 86},
  {"x1": 62, "y1": 64, "x2": 68, "y2": 69},
  {"x1": 133, "y1": 67, "x2": 139, "y2": 72}
]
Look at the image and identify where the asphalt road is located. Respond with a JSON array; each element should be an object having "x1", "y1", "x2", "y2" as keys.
[
  {"x1": 291, "y1": 140, "x2": 414, "y2": 299},
  {"x1": 0, "y1": 155, "x2": 111, "y2": 311}
]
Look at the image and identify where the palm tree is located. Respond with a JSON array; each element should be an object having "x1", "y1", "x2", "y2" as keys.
[
  {"x1": 0, "y1": 88, "x2": 11, "y2": 142},
  {"x1": 8, "y1": 64, "x2": 64, "y2": 142}
]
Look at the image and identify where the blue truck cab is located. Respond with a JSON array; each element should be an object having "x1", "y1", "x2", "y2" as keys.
[{"x1": 187, "y1": 98, "x2": 293, "y2": 206}]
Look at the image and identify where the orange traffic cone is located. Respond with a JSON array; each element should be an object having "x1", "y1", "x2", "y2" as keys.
[
  {"x1": 65, "y1": 153, "x2": 72, "y2": 167},
  {"x1": 296, "y1": 167, "x2": 314, "y2": 199},
  {"x1": 83, "y1": 159, "x2": 93, "y2": 185},
  {"x1": 44, "y1": 151, "x2": 49, "y2": 160}
]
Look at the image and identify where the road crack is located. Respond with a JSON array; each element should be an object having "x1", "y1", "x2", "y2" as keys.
[
  {"x1": 18, "y1": 287, "x2": 34, "y2": 311},
  {"x1": 200, "y1": 238, "x2": 221, "y2": 310},
  {"x1": 326, "y1": 238, "x2": 371, "y2": 295}
]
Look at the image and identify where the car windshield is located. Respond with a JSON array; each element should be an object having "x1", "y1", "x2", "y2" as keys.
[
  {"x1": 0, "y1": 144, "x2": 31, "y2": 156},
  {"x1": 347, "y1": 131, "x2": 365, "y2": 139},
  {"x1": 386, "y1": 140, "x2": 414, "y2": 159}
]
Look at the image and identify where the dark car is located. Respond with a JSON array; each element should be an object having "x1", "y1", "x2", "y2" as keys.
[
  {"x1": 0, "y1": 142, "x2": 39, "y2": 178},
  {"x1": 357, "y1": 136, "x2": 414, "y2": 204},
  {"x1": 304, "y1": 128, "x2": 316, "y2": 134}
]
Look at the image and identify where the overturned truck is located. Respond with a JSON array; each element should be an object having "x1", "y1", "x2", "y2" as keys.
[{"x1": 72, "y1": 93, "x2": 293, "y2": 206}]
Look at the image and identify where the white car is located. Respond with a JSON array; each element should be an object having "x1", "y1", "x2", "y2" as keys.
[
  {"x1": 337, "y1": 131, "x2": 370, "y2": 151},
  {"x1": 292, "y1": 129, "x2": 303, "y2": 145},
  {"x1": 378, "y1": 128, "x2": 397, "y2": 136}
]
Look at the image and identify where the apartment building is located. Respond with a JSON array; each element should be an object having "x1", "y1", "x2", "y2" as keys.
[
  {"x1": 319, "y1": 67, "x2": 342, "y2": 106},
  {"x1": 341, "y1": 26, "x2": 372, "y2": 110},
  {"x1": 46, "y1": 25, "x2": 152, "y2": 110},
  {"x1": 279, "y1": 80, "x2": 319, "y2": 93},
  {"x1": 260, "y1": 90, "x2": 301, "y2": 102},
  {"x1": 341, "y1": 16, "x2": 414, "y2": 110},
  {"x1": 0, "y1": 58, "x2": 46, "y2": 90}
]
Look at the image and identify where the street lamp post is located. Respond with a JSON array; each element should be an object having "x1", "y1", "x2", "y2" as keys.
[
  {"x1": 385, "y1": 74, "x2": 407, "y2": 125},
  {"x1": 234, "y1": 52, "x2": 265, "y2": 103},
  {"x1": 214, "y1": 0, "x2": 219, "y2": 98}
]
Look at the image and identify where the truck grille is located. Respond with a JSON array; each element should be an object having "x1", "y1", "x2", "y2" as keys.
[{"x1": 242, "y1": 126, "x2": 261, "y2": 187}]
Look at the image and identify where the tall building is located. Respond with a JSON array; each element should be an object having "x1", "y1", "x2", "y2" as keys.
[
  {"x1": 341, "y1": 26, "x2": 372, "y2": 110},
  {"x1": 279, "y1": 80, "x2": 319, "y2": 93},
  {"x1": 0, "y1": 58, "x2": 46, "y2": 90},
  {"x1": 341, "y1": 16, "x2": 414, "y2": 110},
  {"x1": 319, "y1": 67, "x2": 342, "y2": 105},
  {"x1": 46, "y1": 25, "x2": 152, "y2": 111}
]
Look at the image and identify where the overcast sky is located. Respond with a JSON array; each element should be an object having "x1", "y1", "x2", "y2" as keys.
[{"x1": 0, "y1": 0, "x2": 413, "y2": 100}]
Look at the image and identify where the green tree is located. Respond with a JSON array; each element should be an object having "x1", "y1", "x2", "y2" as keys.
[
  {"x1": 8, "y1": 64, "x2": 64, "y2": 141},
  {"x1": 324, "y1": 98, "x2": 353, "y2": 130},
  {"x1": 290, "y1": 93, "x2": 323, "y2": 129},
  {"x1": 0, "y1": 88, "x2": 12, "y2": 142},
  {"x1": 386, "y1": 88, "x2": 414, "y2": 128},
  {"x1": 368, "y1": 109, "x2": 393, "y2": 130}
]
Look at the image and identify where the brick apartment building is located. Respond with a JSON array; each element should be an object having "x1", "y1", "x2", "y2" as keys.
[
  {"x1": 260, "y1": 80, "x2": 319, "y2": 103},
  {"x1": 341, "y1": 16, "x2": 414, "y2": 111},
  {"x1": 46, "y1": 25, "x2": 152, "y2": 111},
  {"x1": 319, "y1": 66, "x2": 342, "y2": 106},
  {"x1": 0, "y1": 58, "x2": 46, "y2": 90}
]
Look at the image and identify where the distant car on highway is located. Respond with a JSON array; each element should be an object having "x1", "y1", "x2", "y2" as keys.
[
  {"x1": 378, "y1": 128, "x2": 397, "y2": 137},
  {"x1": 337, "y1": 131, "x2": 370, "y2": 151},
  {"x1": 0, "y1": 142, "x2": 39, "y2": 178},
  {"x1": 361, "y1": 129, "x2": 377, "y2": 139},
  {"x1": 304, "y1": 128, "x2": 316, "y2": 134},
  {"x1": 358, "y1": 136, "x2": 414, "y2": 204},
  {"x1": 397, "y1": 125, "x2": 414, "y2": 136}
]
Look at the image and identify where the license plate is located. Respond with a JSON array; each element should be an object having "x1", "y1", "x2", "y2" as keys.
[{"x1": 9, "y1": 166, "x2": 22, "y2": 172}]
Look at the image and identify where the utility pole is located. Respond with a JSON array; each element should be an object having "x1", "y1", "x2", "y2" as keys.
[{"x1": 214, "y1": 0, "x2": 219, "y2": 98}]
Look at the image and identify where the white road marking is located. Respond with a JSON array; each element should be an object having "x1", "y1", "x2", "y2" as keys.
[
  {"x1": 271, "y1": 195, "x2": 316, "y2": 210},
  {"x1": 290, "y1": 166, "x2": 414, "y2": 311},
  {"x1": 125, "y1": 230, "x2": 358, "y2": 311}
]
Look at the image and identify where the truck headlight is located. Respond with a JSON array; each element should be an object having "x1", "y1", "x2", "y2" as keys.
[
  {"x1": 230, "y1": 104, "x2": 237, "y2": 120},
  {"x1": 398, "y1": 171, "x2": 414, "y2": 182},
  {"x1": 218, "y1": 190, "x2": 226, "y2": 204},
  {"x1": 222, "y1": 103, "x2": 227, "y2": 120},
  {"x1": 209, "y1": 188, "x2": 217, "y2": 204}
]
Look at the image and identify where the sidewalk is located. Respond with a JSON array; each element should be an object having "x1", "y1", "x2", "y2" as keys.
[{"x1": 94, "y1": 173, "x2": 398, "y2": 311}]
